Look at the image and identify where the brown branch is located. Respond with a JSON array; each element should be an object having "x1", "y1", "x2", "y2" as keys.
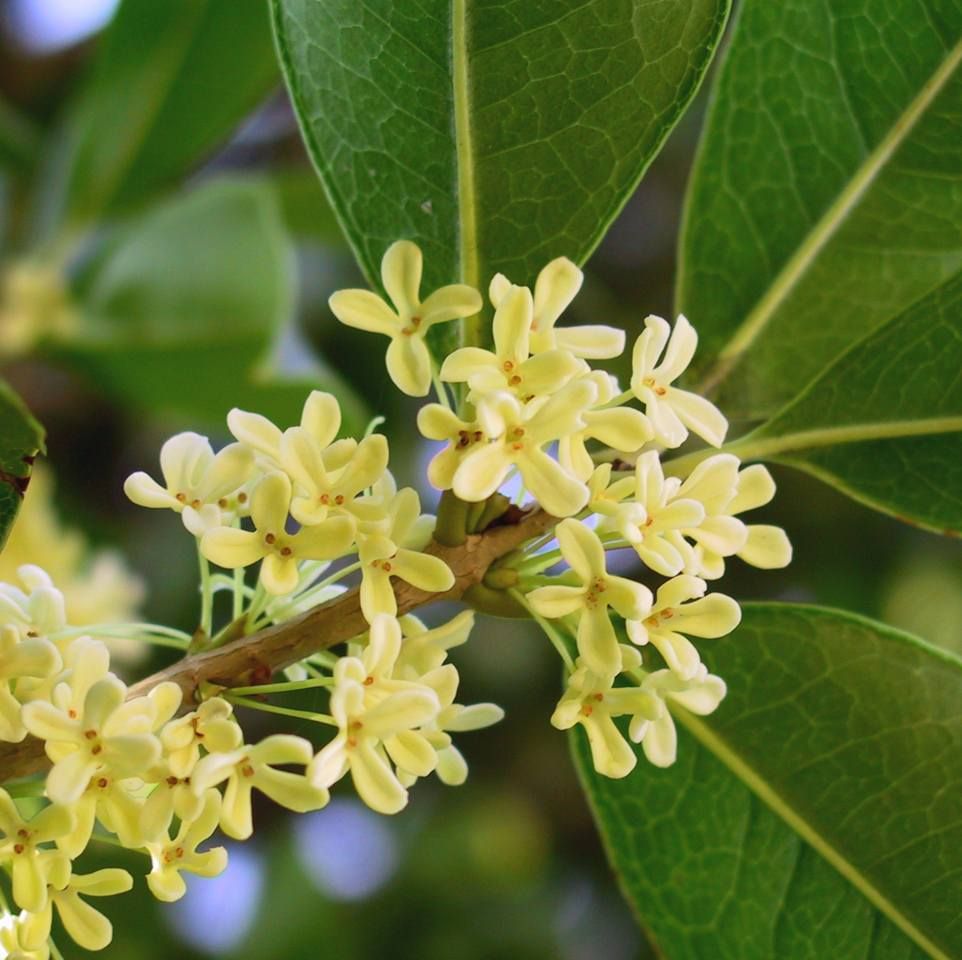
[{"x1": 0, "y1": 507, "x2": 556, "y2": 784}]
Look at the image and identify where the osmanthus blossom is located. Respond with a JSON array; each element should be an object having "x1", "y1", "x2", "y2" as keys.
[
  {"x1": 0, "y1": 565, "x2": 67, "y2": 641},
  {"x1": 227, "y1": 389, "x2": 346, "y2": 468},
  {"x1": 0, "y1": 790, "x2": 73, "y2": 912},
  {"x1": 124, "y1": 432, "x2": 254, "y2": 536},
  {"x1": 0, "y1": 240, "x2": 794, "y2": 956},
  {"x1": 160, "y1": 696, "x2": 242, "y2": 779},
  {"x1": 0, "y1": 466, "x2": 145, "y2": 649},
  {"x1": 670, "y1": 453, "x2": 749, "y2": 577},
  {"x1": 527, "y1": 520, "x2": 652, "y2": 676},
  {"x1": 450, "y1": 378, "x2": 598, "y2": 517},
  {"x1": 630, "y1": 313, "x2": 728, "y2": 449},
  {"x1": 280, "y1": 426, "x2": 389, "y2": 526},
  {"x1": 440, "y1": 282, "x2": 583, "y2": 399},
  {"x1": 21, "y1": 675, "x2": 172, "y2": 805},
  {"x1": 145, "y1": 789, "x2": 227, "y2": 902},
  {"x1": 356, "y1": 484, "x2": 454, "y2": 620},
  {"x1": 15, "y1": 635, "x2": 111, "y2": 711},
  {"x1": 550, "y1": 647, "x2": 662, "y2": 779},
  {"x1": 489, "y1": 256, "x2": 625, "y2": 359},
  {"x1": 683, "y1": 462, "x2": 793, "y2": 578},
  {"x1": 191, "y1": 734, "x2": 328, "y2": 840},
  {"x1": 632, "y1": 667, "x2": 727, "y2": 768},
  {"x1": 309, "y1": 616, "x2": 442, "y2": 813},
  {"x1": 396, "y1": 659, "x2": 504, "y2": 788},
  {"x1": 595, "y1": 451, "x2": 706, "y2": 576},
  {"x1": 626, "y1": 575, "x2": 741, "y2": 680},
  {"x1": 19, "y1": 867, "x2": 132, "y2": 953},
  {"x1": 0, "y1": 624, "x2": 60, "y2": 742},
  {"x1": 416, "y1": 404, "x2": 489, "y2": 491},
  {"x1": 201, "y1": 471, "x2": 355, "y2": 595},
  {"x1": 329, "y1": 240, "x2": 482, "y2": 396},
  {"x1": 558, "y1": 371, "x2": 653, "y2": 481},
  {"x1": 56, "y1": 771, "x2": 143, "y2": 859}
]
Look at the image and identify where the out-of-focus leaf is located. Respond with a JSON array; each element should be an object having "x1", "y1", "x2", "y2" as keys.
[
  {"x1": 272, "y1": 0, "x2": 730, "y2": 356},
  {"x1": 268, "y1": 168, "x2": 344, "y2": 246},
  {"x1": 714, "y1": 273, "x2": 962, "y2": 533},
  {"x1": 0, "y1": 380, "x2": 44, "y2": 550},
  {"x1": 0, "y1": 97, "x2": 38, "y2": 174},
  {"x1": 574, "y1": 604, "x2": 962, "y2": 959},
  {"x1": 678, "y1": 0, "x2": 962, "y2": 418},
  {"x1": 62, "y1": 178, "x2": 366, "y2": 431},
  {"x1": 61, "y1": 0, "x2": 279, "y2": 222}
]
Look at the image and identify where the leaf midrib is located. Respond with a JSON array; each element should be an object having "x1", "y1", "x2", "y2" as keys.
[
  {"x1": 451, "y1": 0, "x2": 487, "y2": 355},
  {"x1": 676, "y1": 701, "x2": 952, "y2": 960},
  {"x1": 703, "y1": 36, "x2": 962, "y2": 382}
]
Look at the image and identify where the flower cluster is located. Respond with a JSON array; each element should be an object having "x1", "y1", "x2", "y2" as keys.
[
  {"x1": 336, "y1": 242, "x2": 791, "y2": 779},
  {"x1": 0, "y1": 239, "x2": 790, "y2": 955}
]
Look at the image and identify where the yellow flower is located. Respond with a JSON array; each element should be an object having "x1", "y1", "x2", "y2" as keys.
[
  {"x1": 329, "y1": 240, "x2": 482, "y2": 396},
  {"x1": 630, "y1": 314, "x2": 728, "y2": 448},
  {"x1": 201, "y1": 472, "x2": 355, "y2": 595},
  {"x1": 20, "y1": 867, "x2": 132, "y2": 953},
  {"x1": 527, "y1": 519, "x2": 651, "y2": 676},
  {"x1": 440, "y1": 283, "x2": 582, "y2": 398},
  {"x1": 551, "y1": 647, "x2": 660, "y2": 779},
  {"x1": 627, "y1": 575, "x2": 740, "y2": 679},
  {"x1": 191, "y1": 734, "x2": 327, "y2": 840},
  {"x1": 450, "y1": 379, "x2": 598, "y2": 517},
  {"x1": 124, "y1": 432, "x2": 254, "y2": 536},
  {"x1": 145, "y1": 789, "x2": 227, "y2": 902},
  {"x1": 489, "y1": 257, "x2": 625, "y2": 358}
]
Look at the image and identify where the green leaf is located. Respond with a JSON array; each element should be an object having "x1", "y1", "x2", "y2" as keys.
[
  {"x1": 60, "y1": 0, "x2": 279, "y2": 223},
  {"x1": 61, "y1": 178, "x2": 365, "y2": 432},
  {"x1": 0, "y1": 97, "x2": 38, "y2": 175},
  {"x1": 272, "y1": 0, "x2": 730, "y2": 355},
  {"x1": 677, "y1": 0, "x2": 962, "y2": 418},
  {"x1": 267, "y1": 168, "x2": 344, "y2": 246},
  {"x1": 707, "y1": 272, "x2": 962, "y2": 533},
  {"x1": 0, "y1": 381, "x2": 44, "y2": 550},
  {"x1": 574, "y1": 604, "x2": 962, "y2": 960}
]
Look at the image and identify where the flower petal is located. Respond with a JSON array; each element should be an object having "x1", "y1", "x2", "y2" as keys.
[
  {"x1": 419, "y1": 284, "x2": 482, "y2": 327},
  {"x1": 552, "y1": 325, "x2": 625, "y2": 359},
  {"x1": 532, "y1": 257, "x2": 582, "y2": 334},
  {"x1": 201, "y1": 528, "x2": 264, "y2": 569},
  {"x1": 381, "y1": 240, "x2": 422, "y2": 316},
  {"x1": 300, "y1": 390, "x2": 341, "y2": 448},
  {"x1": 739, "y1": 525, "x2": 793, "y2": 569},
  {"x1": 386, "y1": 333, "x2": 432, "y2": 397},
  {"x1": 329, "y1": 289, "x2": 399, "y2": 336},
  {"x1": 123, "y1": 473, "x2": 177, "y2": 510},
  {"x1": 452, "y1": 443, "x2": 510, "y2": 503},
  {"x1": 518, "y1": 449, "x2": 588, "y2": 517},
  {"x1": 351, "y1": 741, "x2": 408, "y2": 814},
  {"x1": 526, "y1": 585, "x2": 584, "y2": 619},
  {"x1": 666, "y1": 387, "x2": 728, "y2": 448}
]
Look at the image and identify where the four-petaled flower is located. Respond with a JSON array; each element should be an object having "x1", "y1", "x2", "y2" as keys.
[
  {"x1": 440, "y1": 283, "x2": 582, "y2": 398},
  {"x1": 626, "y1": 575, "x2": 740, "y2": 680},
  {"x1": 490, "y1": 257, "x2": 625, "y2": 358},
  {"x1": 191, "y1": 734, "x2": 328, "y2": 840},
  {"x1": 145, "y1": 789, "x2": 228, "y2": 902},
  {"x1": 201, "y1": 472, "x2": 355, "y2": 595},
  {"x1": 527, "y1": 520, "x2": 652, "y2": 676},
  {"x1": 451, "y1": 379, "x2": 597, "y2": 517},
  {"x1": 124, "y1": 432, "x2": 254, "y2": 535},
  {"x1": 330, "y1": 240, "x2": 482, "y2": 396},
  {"x1": 630, "y1": 314, "x2": 728, "y2": 448}
]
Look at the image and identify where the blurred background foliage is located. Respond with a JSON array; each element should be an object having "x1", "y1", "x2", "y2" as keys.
[{"x1": 0, "y1": 2, "x2": 959, "y2": 958}]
